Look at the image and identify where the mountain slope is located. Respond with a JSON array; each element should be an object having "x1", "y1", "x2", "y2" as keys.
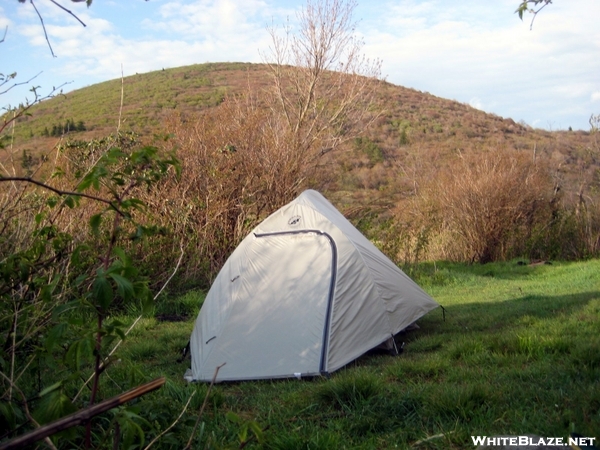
[{"x1": 4, "y1": 62, "x2": 598, "y2": 208}]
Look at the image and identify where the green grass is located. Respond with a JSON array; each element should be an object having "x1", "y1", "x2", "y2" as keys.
[
  {"x1": 91, "y1": 259, "x2": 600, "y2": 449},
  {"x1": 6, "y1": 62, "x2": 254, "y2": 144}
]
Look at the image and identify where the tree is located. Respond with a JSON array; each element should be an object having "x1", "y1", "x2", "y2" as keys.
[{"x1": 263, "y1": 0, "x2": 382, "y2": 160}]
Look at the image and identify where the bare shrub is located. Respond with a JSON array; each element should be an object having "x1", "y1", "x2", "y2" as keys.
[
  {"x1": 148, "y1": 96, "x2": 332, "y2": 284},
  {"x1": 418, "y1": 149, "x2": 556, "y2": 263}
]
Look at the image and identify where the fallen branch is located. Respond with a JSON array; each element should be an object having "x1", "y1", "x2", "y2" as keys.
[{"x1": 0, "y1": 377, "x2": 166, "y2": 450}]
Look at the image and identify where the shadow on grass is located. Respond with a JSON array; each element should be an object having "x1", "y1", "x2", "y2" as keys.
[
  {"x1": 423, "y1": 290, "x2": 600, "y2": 333},
  {"x1": 408, "y1": 260, "x2": 576, "y2": 288}
]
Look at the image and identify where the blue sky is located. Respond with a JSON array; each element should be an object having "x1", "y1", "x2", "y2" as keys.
[{"x1": 2, "y1": 0, "x2": 599, "y2": 131}]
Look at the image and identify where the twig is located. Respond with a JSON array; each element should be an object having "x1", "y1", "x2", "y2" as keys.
[
  {"x1": 0, "y1": 177, "x2": 124, "y2": 216},
  {"x1": 144, "y1": 390, "x2": 196, "y2": 450},
  {"x1": 8, "y1": 305, "x2": 18, "y2": 408},
  {"x1": 117, "y1": 64, "x2": 124, "y2": 135},
  {"x1": 411, "y1": 431, "x2": 454, "y2": 447},
  {"x1": 0, "y1": 71, "x2": 42, "y2": 96},
  {"x1": 529, "y1": 1, "x2": 551, "y2": 30},
  {"x1": 30, "y1": 0, "x2": 56, "y2": 58},
  {"x1": 0, "y1": 25, "x2": 7, "y2": 43},
  {"x1": 152, "y1": 242, "x2": 186, "y2": 301},
  {"x1": 49, "y1": 0, "x2": 87, "y2": 27},
  {"x1": 0, "y1": 372, "x2": 58, "y2": 450},
  {"x1": 73, "y1": 244, "x2": 185, "y2": 402},
  {"x1": 184, "y1": 363, "x2": 226, "y2": 450}
]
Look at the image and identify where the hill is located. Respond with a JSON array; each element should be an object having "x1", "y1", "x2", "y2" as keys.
[
  {"x1": 6, "y1": 62, "x2": 598, "y2": 206},
  {"x1": 3, "y1": 62, "x2": 599, "y2": 268}
]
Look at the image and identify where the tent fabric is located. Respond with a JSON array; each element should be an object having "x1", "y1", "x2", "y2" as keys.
[{"x1": 188, "y1": 190, "x2": 439, "y2": 382}]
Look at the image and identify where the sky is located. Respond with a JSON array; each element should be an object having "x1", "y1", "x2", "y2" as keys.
[{"x1": 1, "y1": 0, "x2": 599, "y2": 131}]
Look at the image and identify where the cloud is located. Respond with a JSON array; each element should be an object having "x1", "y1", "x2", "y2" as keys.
[
  {"x1": 14, "y1": 0, "x2": 286, "y2": 82},
  {"x1": 592, "y1": 92, "x2": 600, "y2": 102},
  {"x1": 359, "y1": 0, "x2": 600, "y2": 128}
]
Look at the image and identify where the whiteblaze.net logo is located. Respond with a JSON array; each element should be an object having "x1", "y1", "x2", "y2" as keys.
[{"x1": 471, "y1": 435, "x2": 596, "y2": 447}]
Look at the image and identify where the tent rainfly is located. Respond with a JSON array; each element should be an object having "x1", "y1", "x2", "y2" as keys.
[{"x1": 186, "y1": 190, "x2": 439, "y2": 382}]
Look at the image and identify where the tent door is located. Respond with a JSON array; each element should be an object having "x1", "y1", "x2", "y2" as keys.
[{"x1": 254, "y1": 230, "x2": 337, "y2": 375}]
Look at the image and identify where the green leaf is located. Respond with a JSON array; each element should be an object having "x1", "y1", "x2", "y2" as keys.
[
  {"x1": 92, "y1": 275, "x2": 113, "y2": 309},
  {"x1": 38, "y1": 381, "x2": 63, "y2": 397},
  {"x1": 226, "y1": 411, "x2": 242, "y2": 424},
  {"x1": 113, "y1": 247, "x2": 133, "y2": 267},
  {"x1": 46, "y1": 196, "x2": 59, "y2": 208},
  {"x1": 71, "y1": 244, "x2": 90, "y2": 267},
  {"x1": 65, "y1": 336, "x2": 94, "y2": 369},
  {"x1": 238, "y1": 423, "x2": 248, "y2": 443},
  {"x1": 89, "y1": 213, "x2": 102, "y2": 236},
  {"x1": 109, "y1": 272, "x2": 134, "y2": 301},
  {"x1": 0, "y1": 401, "x2": 19, "y2": 430},
  {"x1": 45, "y1": 323, "x2": 68, "y2": 352},
  {"x1": 33, "y1": 390, "x2": 77, "y2": 427},
  {"x1": 117, "y1": 407, "x2": 147, "y2": 449},
  {"x1": 120, "y1": 198, "x2": 146, "y2": 211},
  {"x1": 248, "y1": 421, "x2": 265, "y2": 443},
  {"x1": 64, "y1": 195, "x2": 76, "y2": 208}
]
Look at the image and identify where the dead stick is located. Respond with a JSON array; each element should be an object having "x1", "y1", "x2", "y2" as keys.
[
  {"x1": 184, "y1": 363, "x2": 225, "y2": 450},
  {"x1": 0, "y1": 377, "x2": 166, "y2": 450}
]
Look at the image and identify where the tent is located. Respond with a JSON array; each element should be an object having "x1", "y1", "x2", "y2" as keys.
[{"x1": 186, "y1": 190, "x2": 438, "y2": 382}]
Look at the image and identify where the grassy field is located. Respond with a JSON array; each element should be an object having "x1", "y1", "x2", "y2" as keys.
[{"x1": 98, "y1": 259, "x2": 600, "y2": 449}]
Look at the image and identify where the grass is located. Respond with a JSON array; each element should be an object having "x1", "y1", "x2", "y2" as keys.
[{"x1": 94, "y1": 259, "x2": 600, "y2": 449}]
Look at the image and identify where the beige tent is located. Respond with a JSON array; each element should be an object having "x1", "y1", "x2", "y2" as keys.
[{"x1": 187, "y1": 190, "x2": 438, "y2": 382}]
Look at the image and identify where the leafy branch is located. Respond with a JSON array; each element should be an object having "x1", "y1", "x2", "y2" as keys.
[
  {"x1": 516, "y1": 0, "x2": 552, "y2": 30},
  {"x1": 0, "y1": 176, "x2": 124, "y2": 215}
]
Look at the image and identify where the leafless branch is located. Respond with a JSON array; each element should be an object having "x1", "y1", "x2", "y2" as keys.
[
  {"x1": 30, "y1": 0, "x2": 56, "y2": 58},
  {"x1": 528, "y1": 1, "x2": 551, "y2": 30},
  {"x1": 0, "y1": 71, "x2": 42, "y2": 97},
  {"x1": 49, "y1": 0, "x2": 87, "y2": 27}
]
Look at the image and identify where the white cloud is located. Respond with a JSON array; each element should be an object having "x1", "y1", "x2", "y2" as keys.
[
  {"x1": 592, "y1": 92, "x2": 600, "y2": 102},
  {"x1": 359, "y1": 0, "x2": 600, "y2": 128}
]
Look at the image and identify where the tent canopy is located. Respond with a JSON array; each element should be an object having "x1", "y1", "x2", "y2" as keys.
[{"x1": 187, "y1": 190, "x2": 438, "y2": 382}]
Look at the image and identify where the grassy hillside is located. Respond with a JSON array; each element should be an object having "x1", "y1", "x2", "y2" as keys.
[
  {"x1": 6, "y1": 62, "x2": 598, "y2": 210},
  {"x1": 8, "y1": 63, "x2": 258, "y2": 141}
]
